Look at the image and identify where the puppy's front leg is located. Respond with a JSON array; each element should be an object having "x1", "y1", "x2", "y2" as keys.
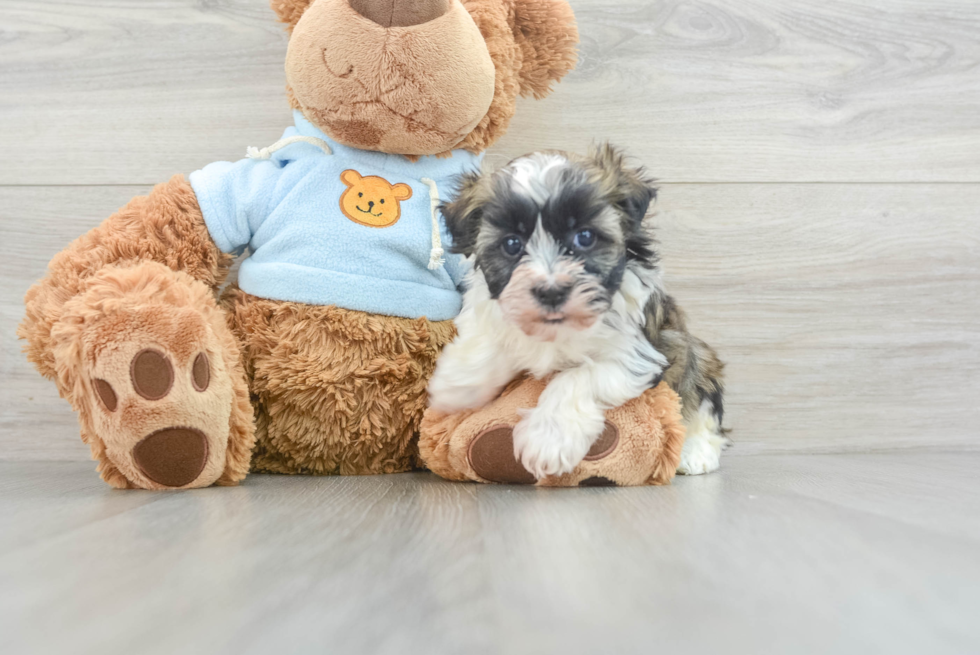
[
  {"x1": 514, "y1": 358, "x2": 661, "y2": 479},
  {"x1": 427, "y1": 328, "x2": 518, "y2": 413}
]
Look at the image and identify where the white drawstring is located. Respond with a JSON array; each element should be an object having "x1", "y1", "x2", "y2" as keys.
[
  {"x1": 420, "y1": 177, "x2": 445, "y2": 270},
  {"x1": 246, "y1": 136, "x2": 332, "y2": 160}
]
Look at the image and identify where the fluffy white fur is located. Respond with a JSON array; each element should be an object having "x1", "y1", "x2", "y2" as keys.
[
  {"x1": 429, "y1": 152, "x2": 727, "y2": 478},
  {"x1": 429, "y1": 251, "x2": 667, "y2": 478}
]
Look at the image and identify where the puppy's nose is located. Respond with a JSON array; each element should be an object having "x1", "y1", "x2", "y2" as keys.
[
  {"x1": 349, "y1": 0, "x2": 450, "y2": 27},
  {"x1": 367, "y1": 200, "x2": 375, "y2": 208},
  {"x1": 532, "y1": 285, "x2": 571, "y2": 309}
]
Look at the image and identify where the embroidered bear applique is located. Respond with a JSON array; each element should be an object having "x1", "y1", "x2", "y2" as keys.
[{"x1": 339, "y1": 169, "x2": 413, "y2": 227}]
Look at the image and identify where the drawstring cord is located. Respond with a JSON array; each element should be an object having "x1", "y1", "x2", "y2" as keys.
[
  {"x1": 246, "y1": 136, "x2": 333, "y2": 159},
  {"x1": 247, "y1": 136, "x2": 444, "y2": 271},
  {"x1": 420, "y1": 177, "x2": 445, "y2": 270}
]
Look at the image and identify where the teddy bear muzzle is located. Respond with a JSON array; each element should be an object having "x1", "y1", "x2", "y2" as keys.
[{"x1": 285, "y1": 0, "x2": 495, "y2": 155}]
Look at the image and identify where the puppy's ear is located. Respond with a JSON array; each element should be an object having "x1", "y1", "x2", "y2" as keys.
[
  {"x1": 271, "y1": 0, "x2": 315, "y2": 31},
  {"x1": 440, "y1": 171, "x2": 487, "y2": 256},
  {"x1": 591, "y1": 143, "x2": 657, "y2": 223}
]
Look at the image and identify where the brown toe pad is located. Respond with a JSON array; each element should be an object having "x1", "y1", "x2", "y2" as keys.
[
  {"x1": 133, "y1": 427, "x2": 209, "y2": 488},
  {"x1": 131, "y1": 349, "x2": 174, "y2": 400},
  {"x1": 468, "y1": 426, "x2": 535, "y2": 484},
  {"x1": 583, "y1": 422, "x2": 619, "y2": 461}
]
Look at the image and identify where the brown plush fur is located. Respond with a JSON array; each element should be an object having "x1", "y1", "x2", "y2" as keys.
[
  {"x1": 20, "y1": 0, "x2": 578, "y2": 488},
  {"x1": 19, "y1": 177, "x2": 252, "y2": 488},
  {"x1": 277, "y1": 0, "x2": 578, "y2": 156},
  {"x1": 21, "y1": 175, "x2": 233, "y2": 381},
  {"x1": 224, "y1": 287, "x2": 456, "y2": 475},
  {"x1": 454, "y1": 0, "x2": 578, "y2": 153},
  {"x1": 271, "y1": 0, "x2": 315, "y2": 30},
  {"x1": 420, "y1": 378, "x2": 686, "y2": 487},
  {"x1": 285, "y1": 0, "x2": 496, "y2": 156}
]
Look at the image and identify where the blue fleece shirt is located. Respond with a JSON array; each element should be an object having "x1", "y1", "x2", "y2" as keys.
[{"x1": 189, "y1": 111, "x2": 480, "y2": 321}]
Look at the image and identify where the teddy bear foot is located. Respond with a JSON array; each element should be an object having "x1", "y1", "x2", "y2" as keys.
[
  {"x1": 89, "y1": 344, "x2": 232, "y2": 489},
  {"x1": 85, "y1": 327, "x2": 237, "y2": 489},
  {"x1": 467, "y1": 422, "x2": 620, "y2": 485},
  {"x1": 420, "y1": 377, "x2": 688, "y2": 487},
  {"x1": 58, "y1": 263, "x2": 253, "y2": 489}
]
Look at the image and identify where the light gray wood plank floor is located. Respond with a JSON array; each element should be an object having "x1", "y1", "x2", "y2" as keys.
[
  {"x1": 2, "y1": 0, "x2": 979, "y2": 457},
  {"x1": 2, "y1": 452, "x2": 978, "y2": 655},
  {"x1": 2, "y1": 2, "x2": 979, "y2": 652}
]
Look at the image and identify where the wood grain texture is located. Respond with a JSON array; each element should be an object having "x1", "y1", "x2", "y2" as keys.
[
  {"x1": 1, "y1": 0, "x2": 979, "y2": 184},
  {"x1": 1, "y1": 454, "x2": 979, "y2": 655},
  {"x1": 3, "y1": 183, "x2": 978, "y2": 459}
]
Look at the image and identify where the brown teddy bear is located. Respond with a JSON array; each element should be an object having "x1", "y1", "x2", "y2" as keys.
[
  {"x1": 19, "y1": 0, "x2": 579, "y2": 489},
  {"x1": 420, "y1": 377, "x2": 687, "y2": 487}
]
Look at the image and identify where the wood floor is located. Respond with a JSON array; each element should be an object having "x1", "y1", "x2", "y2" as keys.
[
  {"x1": 2, "y1": 452, "x2": 978, "y2": 655},
  {"x1": 1, "y1": 1, "x2": 979, "y2": 652}
]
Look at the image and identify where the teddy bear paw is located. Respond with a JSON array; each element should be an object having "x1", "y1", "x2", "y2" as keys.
[
  {"x1": 82, "y1": 309, "x2": 238, "y2": 489},
  {"x1": 466, "y1": 419, "x2": 620, "y2": 484}
]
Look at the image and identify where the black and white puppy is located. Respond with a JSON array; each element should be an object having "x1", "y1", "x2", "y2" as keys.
[{"x1": 428, "y1": 145, "x2": 728, "y2": 478}]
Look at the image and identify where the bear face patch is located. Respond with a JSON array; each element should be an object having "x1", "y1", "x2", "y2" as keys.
[{"x1": 339, "y1": 169, "x2": 412, "y2": 227}]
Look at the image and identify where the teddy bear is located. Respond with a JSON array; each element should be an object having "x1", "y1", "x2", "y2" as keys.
[
  {"x1": 420, "y1": 377, "x2": 687, "y2": 487},
  {"x1": 18, "y1": 0, "x2": 579, "y2": 489}
]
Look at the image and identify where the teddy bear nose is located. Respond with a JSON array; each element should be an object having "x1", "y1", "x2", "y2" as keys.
[{"x1": 349, "y1": 0, "x2": 450, "y2": 27}]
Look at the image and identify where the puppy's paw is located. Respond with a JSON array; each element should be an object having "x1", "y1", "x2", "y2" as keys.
[
  {"x1": 676, "y1": 430, "x2": 729, "y2": 476},
  {"x1": 513, "y1": 408, "x2": 600, "y2": 479},
  {"x1": 427, "y1": 378, "x2": 499, "y2": 413},
  {"x1": 427, "y1": 367, "x2": 502, "y2": 413}
]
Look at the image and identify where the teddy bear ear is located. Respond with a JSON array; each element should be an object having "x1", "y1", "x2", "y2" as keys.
[
  {"x1": 510, "y1": 0, "x2": 580, "y2": 99},
  {"x1": 391, "y1": 183, "x2": 413, "y2": 200},
  {"x1": 270, "y1": 0, "x2": 315, "y2": 31},
  {"x1": 341, "y1": 169, "x2": 362, "y2": 186}
]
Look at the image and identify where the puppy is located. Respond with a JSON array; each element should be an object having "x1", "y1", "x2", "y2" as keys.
[{"x1": 428, "y1": 145, "x2": 729, "y2": 478}]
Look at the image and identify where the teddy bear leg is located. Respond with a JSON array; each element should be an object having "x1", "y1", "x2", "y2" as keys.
[
  {"x1": 46, "y1": 262, "x2": 254, "y2": 489},
  {"x1": 225, "y1": 287, "x2": 455, "y2": 475}
]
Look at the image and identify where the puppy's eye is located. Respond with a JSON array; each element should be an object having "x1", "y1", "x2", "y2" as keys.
[
  {"x1": 573, "y1": 229, "x2": 596, "y2": 250},
  {"x1": 358, "y1": 192, "x2": 363, "y2": 197},
  {"x1": 501, "y1": 235, "x2": 524, "y2": 257},
  {"x1": 380, "y1": 199, "x2": 385, "y2": 204}
]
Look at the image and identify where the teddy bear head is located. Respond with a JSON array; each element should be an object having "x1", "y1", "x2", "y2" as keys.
[{"x1": 271, "y1": 0, "x2": 579, "y2": 156}]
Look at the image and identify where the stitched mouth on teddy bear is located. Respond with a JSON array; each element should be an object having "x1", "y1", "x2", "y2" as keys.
[{"x1": 356, "y1": 205, "x2": 383, "y2": 217}]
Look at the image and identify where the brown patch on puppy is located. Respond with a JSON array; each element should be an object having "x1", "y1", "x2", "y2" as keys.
[{"x1": 644, "y1": 293, "x2": 726, "y2": 424}]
